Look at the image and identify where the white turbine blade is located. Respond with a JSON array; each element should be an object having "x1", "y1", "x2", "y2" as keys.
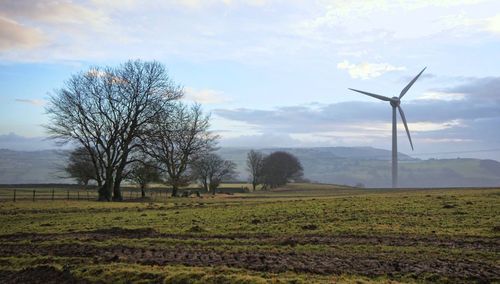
[
  {"x1": 348, "y1": 88, "x2": 391, "y2": 101},
  {"x1": 399, "y1": 67, "x2": 426, "y2": 99},
  {"x1": 398, "y1": 105, "x2": 414, "y2": 150}
]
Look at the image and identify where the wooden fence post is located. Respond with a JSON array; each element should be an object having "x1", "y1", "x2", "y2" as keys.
[
  {"x1": 32, "y1": 190, "x2": 36, "y2": 202},
  {"x1": 67, "y1": 190, "x2": 70, "y2": 200},
  {"x1": 52, "y1": 189, "x2": 55, "y2": 201},
  {"x1": 87, "y1": 191, "x2": 90, "y2": 201},
  {"x1": 13, "y1": 189, "x2": 16, "y2": 202},
  {"x1": 77, "y1": 191, "x2": 80, "y2": 200}
]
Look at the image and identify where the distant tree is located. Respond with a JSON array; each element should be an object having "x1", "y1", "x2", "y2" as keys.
[
  {"x1": 246, "y1": 150, "x2": 264, "y2": 191},
  {"x1": 191, "y1": 153, "x2": 237, "y2": 195},
  {"x1": 140, "y1": 103, "x2": 217, "y2": 196},
  {"x1": 127, "y1": 161, "x2": 161, "y2": 198},
  {"x1": 46, "y1": 60, "x2": 182, "y2": 201},
  {"x1": 354, "y1": 182, "x2": 365, "y2": 188},
  {"x1": 261, "y1": 151, "x2": 303, "y2": 189},
  {"x1": 65, "y1": 147, "x2": 99, "y2": 187}
]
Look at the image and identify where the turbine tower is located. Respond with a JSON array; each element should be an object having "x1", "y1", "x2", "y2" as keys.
[{"x1": 349, "y1": 67, "x2": 426, "y2": 188}]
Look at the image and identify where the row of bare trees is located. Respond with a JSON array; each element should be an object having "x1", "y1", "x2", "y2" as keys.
[{"x1": 49, "y1": 60, "x2": 235, "y2": 200}]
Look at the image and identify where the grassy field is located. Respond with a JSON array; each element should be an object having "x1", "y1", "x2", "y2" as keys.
[{"x1": 0, "y1": 183, "x2": 498, "y2": 283}]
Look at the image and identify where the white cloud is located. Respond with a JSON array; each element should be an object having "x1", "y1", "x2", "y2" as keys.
[
  {"x1": 86, "y1": 69, "x2": 108, "y2": 78},
  {"x1": 419, "y1": 138, "x2": 475, "y2": 143},
  {"x1": 337, "y1": 60, "x2": 406, "y2": 79},
  {"x1": 486, "y1": 14, "x2": 500, "y2": 34},
  {"x1": 0, "y1": 16, "x2": 45, "y2": 51},
  {"x1": 348, "y1": 120, "x2": 463, "y2": 133},
  {"x1": 438, "y1": 12, "x2": 500, "y2": 36},
  {"x1": 0, "y1": 0, "x2": 499, "y2": 64},
  {"x1": 211, "y1": 115, "x2": 261, "y2": 138},
  {"x1": 15, "y1": 99, "x2": 47, "y2": 106},
  {"x1": 416, "y1": 91, "x2": 467, "y2": 101},
  {"x1": 0, "y1": 0, "x2": 111, "y2": 28},
  {"x1": 184, "y1": 87, "x2": 229, "y2": 104},
  {"x1": 408, "y1": 120, "x2": 463, "y2": 132}
]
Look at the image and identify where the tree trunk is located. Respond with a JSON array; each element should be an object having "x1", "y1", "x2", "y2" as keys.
[
  {"x1": 98, "y1": 183, "x2": 107, "y2": 201},
  {"x1": 98, "y1": 181, "x2": 113, "y2": 201},
  {"x1": 252, "y1": 181, "x2": 256, "y2": 191},
  {"x1": 210, "y1": 182, "x2": 216, "y2": 195},
  {"x1": 141, "y1": 185, "x2": 146, "y2": 198},
  {"x1": 98, "y1": 169, "x2": 114, "y2": 201},
  {"x1": 112, "y1": 174, "x2": 123, "y2": 201},
  {"x1": 171, "y1": 184, "x2": 178, "y2": 197},
  {"x1": 202, "y1": 179, "x2": 208, "y2": 193},
  {"x1": 112, "y1": 161, "x2": 126, "y2": 201}
]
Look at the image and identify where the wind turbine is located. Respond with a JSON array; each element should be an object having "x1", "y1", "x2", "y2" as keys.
[{"x1": 349, "y1": 67, "x2": 426, "y2": 188}]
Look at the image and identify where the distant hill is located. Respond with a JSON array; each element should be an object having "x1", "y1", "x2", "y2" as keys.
[
  {"x1": 0, "y1": 149, "x2": 71, "y2": 184},
  {"x1": 1, "y1": 147, "x2": 499, "y2": 187},
  {"x1": 217, "y1": 147, "x2": 500, "y2": 188}
]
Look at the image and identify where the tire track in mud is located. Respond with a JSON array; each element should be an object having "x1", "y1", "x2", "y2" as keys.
[
  {"x1": 1, "y1": 227, "x2": 498, "y2": 251},
  {"x1": 0, "y1": 242, "x2": 498, "y2": 282},
  {"x1": 0, "y1": 266, "x2": 89, "y2": 284}
]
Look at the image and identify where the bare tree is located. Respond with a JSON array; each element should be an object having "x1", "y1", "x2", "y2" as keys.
[
  {"x1": 246, "y1": 150, "x2": 264, "y2": 191},
  {"x1": 261, "y1": 151, "x2": 303, "y2": 189},
  {"x1": 46, "y1": 60, "x2": 182, "y2": 201},
  {"x1": 65, "y1": 147, "x2": 99, "y2": 187},
  {"x1": 140, "y1": 103, "x2": 216, "y2": 197},
  {"x1": 191, "y1": 153, "x2": 237, "y2": 195},
  {"x1": 127, "y1": 161, "x2": 162, "y2": 198}
]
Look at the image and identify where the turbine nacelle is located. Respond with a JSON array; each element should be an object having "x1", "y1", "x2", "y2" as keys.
[{"x1": 390, "y1": 97, "x2": 400, "y2": 107}]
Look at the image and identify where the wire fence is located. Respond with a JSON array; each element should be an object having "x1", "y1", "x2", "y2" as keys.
[
  {"x1": 0, "y1": 186, "x2": 250, "y2": 202},
  {"x1": 0, "y1": 188, "x2": 172, "y2": 202}
]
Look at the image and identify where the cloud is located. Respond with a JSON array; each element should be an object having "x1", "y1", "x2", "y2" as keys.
[
  {"x1": 0, "y1": 0, "x2": 128, "y2": 61},
  {"x1": 0, "y1": 16, "x2": 45, "y2": 51},
  {"x1": 0, "y1": 133, "x2": 58, "y2": 151},
  {"x1": 409, "y1": 120, "x2": 464, "y2": 132},
  {"x1": 155, "y1": 0, "x2": 269, "y2": 9},
  {"x1": 486, "y1": 14, "x2": 500, "y2": 34},
  {"x1": 214, "y1": 76, "x2": 500, "y2": 150},
  {"x1": 419, "y1": 138, "x2": 475, "y2": 143},
  {"x1": 219, "y1": 133, "x2": 302, "y2": 148},
  {"x1": 0, "y1": 0, "x2": 498, "y2": 64},
  {"x1": 416, "y1": 91, "x2": 466, "y2": 101},
  {"x1": 443, "y1": 76, "x2": 500, "y2": 101},
  {"x1": 184, "y1": 87, "x2": 229, "y2": 104},
  {"x1": 439, "y1": 12, "x2": 500, "y2": 36},
  {"x1": 0, "y1": 0, "x2": 110, "y2": 28},
  {"x1": 214, "y1": 102, "x2": 479, "y2": 135},
  {"x1": 15, "y1": 99, "x2": 47, "y2": 106},
  {"x1": 337, "y1": 60, "x2": 406, "y2": 79}
]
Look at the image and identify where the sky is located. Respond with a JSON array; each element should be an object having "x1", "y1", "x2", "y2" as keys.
[{"x1": 0, "y1": 0, "x2": 499, "y2": 159}]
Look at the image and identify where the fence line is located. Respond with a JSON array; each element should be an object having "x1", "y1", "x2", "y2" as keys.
[
  {"x1": 0, "y1": 188, "x2": 169, "y2": 202},
  {"x1": 0, "y1": 186, "x2": 249, "y2": 202}
]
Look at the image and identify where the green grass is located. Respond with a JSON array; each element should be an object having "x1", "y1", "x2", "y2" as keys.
[{"x1": 0, "y1": 184, "x2": 498, "y2": 283}]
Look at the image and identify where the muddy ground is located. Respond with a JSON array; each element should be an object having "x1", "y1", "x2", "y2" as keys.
[{"x1": 0, "y1": 228, "x2": 499, "y2": 283}]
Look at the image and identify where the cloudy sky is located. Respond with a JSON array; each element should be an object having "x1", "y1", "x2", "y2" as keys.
[{"x1": 1, "y1": 0, "x2": 499, "y2": 159}]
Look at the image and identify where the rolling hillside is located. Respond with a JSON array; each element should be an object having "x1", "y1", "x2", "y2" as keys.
[
  {"x1": 217, "y1": 147, "x2": 500, "y2": 188},
  {"x1": 1, "y1": 147, "x2": 499, "y2": 187}
]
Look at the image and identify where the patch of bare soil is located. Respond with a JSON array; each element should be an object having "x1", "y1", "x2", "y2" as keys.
[
  {"x1": 0, "y1": 265, "x2": 88, "y2": 284},
  {"x1": 0, "y1": 243, "x2": 498, "y2": 283},
  {"x1": 274, "y1": 234, "x2": 500, "y2": 251},
  {"x1": 1, "y1": 229, "x2": 498, "y2": 251}
]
